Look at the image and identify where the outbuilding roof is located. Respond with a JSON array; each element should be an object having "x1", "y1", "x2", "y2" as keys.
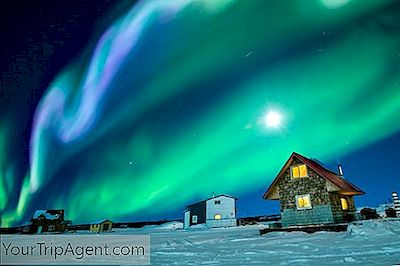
[
  {"x1": 90, "y1": 219, "x2": 112, "y2": 224},
  {"x1": 263, "y1": 152, "x2": 365, "y2": 199},
  {"x1": 184, "y1": 194, "x2": 237, "y2": 210}
]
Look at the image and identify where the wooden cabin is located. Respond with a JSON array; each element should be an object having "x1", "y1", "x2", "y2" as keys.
[
  {"x1": 23, "y1": 209, "x2": 68, "y2": 234},
  {"x1": 183, "y1": 194, "x2": 237, "y2": 229},
  {"x1": 89, "y1": 219, "x2": 113, "y2": 233},
  {"x1": 263, "y1": 152, "x2": 365, "y2": 227}
]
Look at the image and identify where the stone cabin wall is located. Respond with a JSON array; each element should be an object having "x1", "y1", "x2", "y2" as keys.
[
  {"x1": 330, "y1": 193, "x2": 356, "y2": 223},
  {"x1": 278, "y1": 157, "x2": 335, "y2": 226},
  {"x1": 278, "y1": 157, "x2": 331, "y2": 210}
]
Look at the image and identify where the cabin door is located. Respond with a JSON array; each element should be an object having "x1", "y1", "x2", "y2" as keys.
[
  {"x1": 184, "y1": 211, "x2": 190, "y2": 229},
  {"x1": 37, "y1": 226, "x2": 42, "y2": 233}
]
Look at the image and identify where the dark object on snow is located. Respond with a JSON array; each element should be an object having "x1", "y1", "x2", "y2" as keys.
[
  {"x1": 385, "y1": 208, "x2": 397, "y2": 218},
  {"x1": 267, "y1": 222, "x2": 282, "y2": 229},
  {"x1": 360, "y1": 208, "x2": 380, "y2": 220},
  {"x1": 260, "y1": 223, "x2": 348, "y2": 235},
  {"x1": 67, "y1": 224, "x2": 90, "y2": 231},
  {"x1": 0, "y1": 226, "x2": 23, "y2": 234},
  {"x1": 239, "y1": 214, "x2": 280, "y2": 225}
]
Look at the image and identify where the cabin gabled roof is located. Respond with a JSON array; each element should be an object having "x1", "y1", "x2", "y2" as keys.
[
  {"x1": 204, "y1": 194, "x2": 237, "y2": 202},
  {"x1": 263, "y1": 152, "x2": 365, "y2": 199},
  {"x1": 32, "y1": 210, "x2": 63, "y2": 220},
  {"x1": 91, "y1": 219, "x2": 112, "y2": 225},
  {"x1": 184, "y1": 194, "x2": 237, "y2": 210}
]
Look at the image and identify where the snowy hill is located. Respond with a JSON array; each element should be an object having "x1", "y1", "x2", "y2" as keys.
[{"x1": 105, "y1": 219, "x2": 400, "y2": 265}]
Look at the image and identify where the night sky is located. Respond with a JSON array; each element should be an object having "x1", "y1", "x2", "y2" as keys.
[{"x1": 1, "y1": 0, "x2": 400, "y2": 227}]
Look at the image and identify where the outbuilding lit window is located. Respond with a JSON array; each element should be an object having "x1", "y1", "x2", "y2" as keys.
[
  {"x1": 341, "y1": 198, "x2": 349, "y2": 211},
  {"x1": 296, "y1": 194, "x2": 312, "y2": 210},
  {"x1": 48, "y1": 225, "x2": 55, "y2": 231},
  {"x1": 214, "y1": 214, "x2": 222, "y2": 220},
  {"x1": 291, "y1": 164, "x2": 308, "y2": 178},
  {"x1": 192, "y1": 215, "x2": 198, "y2": 223}
]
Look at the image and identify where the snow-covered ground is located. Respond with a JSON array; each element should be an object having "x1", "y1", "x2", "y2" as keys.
[{"x1": 80, "y1": 219, "x2": 400, "y2": 265}]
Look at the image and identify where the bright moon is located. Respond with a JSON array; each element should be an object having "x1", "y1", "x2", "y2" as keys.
[{"x1": 264, "y1": 110, "x2": 282, "y2": 128}]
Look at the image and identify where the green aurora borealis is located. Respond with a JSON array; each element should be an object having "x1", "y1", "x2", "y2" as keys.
[{"x1": 1, "y1": 0, "x2": 400, "y2": 226}]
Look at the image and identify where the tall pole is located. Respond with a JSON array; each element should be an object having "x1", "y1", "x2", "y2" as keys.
[{"x1": 392, "y1": 192, "x2": 400, "y2": 218}]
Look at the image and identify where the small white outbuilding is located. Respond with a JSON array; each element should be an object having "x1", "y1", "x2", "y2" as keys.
[{"x1": 183, "y1": 194, "x2": 237, "y2": 229}]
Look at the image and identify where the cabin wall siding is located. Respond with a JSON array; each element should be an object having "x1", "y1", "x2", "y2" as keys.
[
  {"x1": 29, "y1": 217, "x2": 65, "y2": 233},
  {"x1": 184, "y1": 196, "x2": 237, "y2": 228},
  {"x1": 206, "y1": 196, "x2": 236, "y2": 228},
  {"x1": 184, "y1": 211, "x2": 190, "y2": 229},
  {"x1": 207, "y1": 219, "x2": 237, "y2": 228},
  {"x1": 187, "y1": 201, "x2": 206, "y2": 226},
  {"x1": 330, "y1": 194, "x2": 356, "y2": 223},
  {"x1": 90, "y1": 221, "x2": 113, "y2": 233},
  {"x1": 330, "y1": 193, "x2": 344, "y2": 222},
  {"x1": 282, "y1": 205, "x2": 334, "y2": 227},
  {"x1": 206, "y1": 196, "x2": 236, "y2": 220}
]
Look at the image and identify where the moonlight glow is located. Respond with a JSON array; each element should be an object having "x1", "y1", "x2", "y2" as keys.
[{"x1": 264, "y1": 110, "x2": 283, "y2": 129}]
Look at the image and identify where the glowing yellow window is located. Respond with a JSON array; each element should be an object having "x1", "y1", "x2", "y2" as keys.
[
  {"x1": 296, "y1": 194, "x2": 312, "y2": 210},
  {"x1": 298, "y1": 197, "x2": 304, "y2": 207},
  {"x1": 299, "y1": 164, "x2": 307, "y2": 177},
  {"x1": 292, "y1": 164, "x2": 307, "y2": 178},
  {"x1": 341, "y1": 198, "x2": 349, "y2": 211},
  {"x1": 214, "y1": 214, "x2": 222, "y2": 220},
  {"x1": 292, "y1": 166, "x2": 300, "y2": 178}
]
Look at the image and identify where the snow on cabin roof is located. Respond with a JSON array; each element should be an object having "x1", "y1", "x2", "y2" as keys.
[
  {"x1": 32, "y1": 210, "x2": 61, "y2": 220},
  {"x1": 184, "y1": 194, "x2": 237, "y2": 210},
  {"x1": 263, "y1": 152, "x2": 365, "y2": 199}
]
